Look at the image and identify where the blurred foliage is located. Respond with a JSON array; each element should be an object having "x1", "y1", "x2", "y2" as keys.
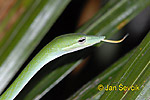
[{"x1": 0, "y1": 0, "x2": 71, "y2": 94}]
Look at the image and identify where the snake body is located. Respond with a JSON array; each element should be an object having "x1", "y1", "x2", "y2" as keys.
[{"x1": 0, "y1": 33, "x2": 127, "y2": 100}]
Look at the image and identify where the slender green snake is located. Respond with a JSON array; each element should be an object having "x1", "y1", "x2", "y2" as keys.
[{"x1": 0, "y1": 33, "x2": 128, "y2": 100}]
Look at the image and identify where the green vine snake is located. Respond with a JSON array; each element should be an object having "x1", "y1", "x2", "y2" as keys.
[{"x1": 0, "y1": 33, "x2": 128, "y2": 100}]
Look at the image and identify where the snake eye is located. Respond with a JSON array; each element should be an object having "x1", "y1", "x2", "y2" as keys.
[{"x1": 78, "y1": 37, "x2": 86, "y2": 44}]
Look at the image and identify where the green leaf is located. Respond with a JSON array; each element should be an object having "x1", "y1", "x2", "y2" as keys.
[
  {"x1": 100, "y1": 32, "x2": 150, "y2": 100},
  {"x1": 18, "y1": 0, "x2": 150, "y2": 99},
  {"x1": 68, "y1": 45, "x2": 134, "y2": 100},
  {"x1": 0, "y1": 0, "x2": 71, "y2": 94}
]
